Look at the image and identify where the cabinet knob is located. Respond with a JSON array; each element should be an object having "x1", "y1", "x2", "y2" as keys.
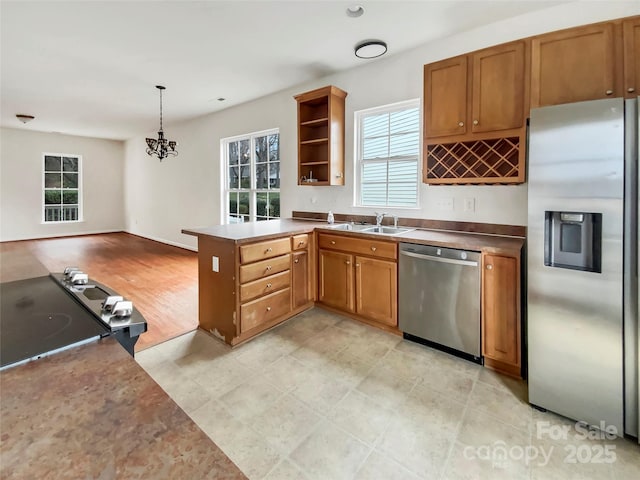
[
  {"x1": 298, "y1": 241, "x2": 305, "y2": 246},
  {"x1": 605, "y1": 90, "x2": 613, "y2": 95},
  {"x1": 266, "y1": 283, "x2": 272, "y2": 288},
  {"x1": 371, "y1": 246, "x2": 377, "y2": 252},
  {"x1": 294, "y1": 258, "x2": 299, "y2": 264},
  {"x1": 486, "y1": 264, "x2": 493, "y2": 270},
  {"x1": 266, "y1": 306, "x2": 271, "y2": 312},
  {"x1": 458, "y1": 121, "x2": 464, "y2": 127},
  {"x1": 473, "y1": 120, "x2": 479, "y2": 125},
  {"x1": 355, "y1": 263, "x2": 360, "y2": 267},
  {"x1": 266, "y1": 265, "x2": 272, "y2": 271},
  {"x1": 266, "y1": 247, "x2": 272, "y2": 253},
  {"x1": 331, "y1": 240, "x2": 336, "y2": 245},
  {"x1": 628, "y1": 87, "x2": 636, "y2": 93},
  {"x1": 345, "y1": 261, "x2": 351, "y2": 265}
]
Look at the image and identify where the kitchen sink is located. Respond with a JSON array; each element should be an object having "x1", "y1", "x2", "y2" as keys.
[
  {"x1": 324, "y1": 223, "x2": 375, "y2": 232},
  {"x1": 361, "y1": 226, "x2": 414, "y2": 235}
]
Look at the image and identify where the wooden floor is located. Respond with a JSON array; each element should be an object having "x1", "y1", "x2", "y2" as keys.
[{"x1": 0, "y1": 233, "x2": 199, "y2": 351}]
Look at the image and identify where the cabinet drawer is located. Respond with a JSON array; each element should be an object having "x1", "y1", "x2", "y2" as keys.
[
  {"x1": 292, "y1": 234, "x2": 309, "y2": 250},
  {"x1": 318, "y1": 233, "x2": 397, "y2": 260},
  {"x1": 240, "y1": 254, "x2": 290, "y2": 283},
  {"x1": 240, "y1": 237, "x2": 291, "y2": 264},
  {"x1": 241, "y1": 288, "x2": 291, "y2": 332},
  {"x1": 240, "y1": 271, "x2": 290, "y2": 302}
]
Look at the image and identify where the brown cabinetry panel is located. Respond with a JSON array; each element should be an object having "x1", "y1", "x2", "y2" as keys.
[
  {"x1": 240, "y1": 237, "x2": 291, "y2": 264},
  {"x1": 240, "y1": 271, "x2": 290, "y2": 303},
  {"x1": 482, "y1": 253, "x2": 521, "y2": 375},
  {"x1": 292, "y1": 234, "x2": 309, "y2": 250},
  {"x1": 355, "y1": 256, "x2": 397, "y2": 326},
  {"x1": 292, "y1": 250, "x2": 310, "y2": 309},
  {"x1": 623, "y1": 17, "x2": 640, "y2": 97},
  {"x1": 317, "y1": 233, "x2": 396, "y2": 260},
  {"x1": 424, "y1": 56, "x2": 468, "y2": 138},
  {"x1": 531, "y1": 23, "x2": 617, "y2": 107},
  {"x1": 239, "y1": 254, "x2": 290, "y2": 283},
  {"x1": 240, "y1": 288, "x2": 291, "y2": 333},
  {"x1": 318, "y1": 249, "x2": 354, "y2": 312},
  {"x1": 471, "y1": 42, "x2": 525, "y2": 133}
]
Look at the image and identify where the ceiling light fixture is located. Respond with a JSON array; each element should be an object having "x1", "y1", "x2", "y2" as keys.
[
  {"x1": 16, "y1": 114, "x2": 35, "y2": 124},
  {"x1": 355, "y1": 40, "x2": 387, "y2": 59},
  {"x1": 346, "y1": 5, "x2": 364, "y2": 18},
  {"x1": 145, "y1": 85, "x2": 177, "y2": 161}
]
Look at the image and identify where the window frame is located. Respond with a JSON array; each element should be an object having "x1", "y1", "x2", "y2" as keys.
[
  {"x1": 353, "y1": 98, "x2": 422, "y2": 209},
  {"x1": 221, "y1": 128, "x2": 280, "y2": 224},
  {"x1": 42, "y1": 152, "x2": 83, "y2": 224}
]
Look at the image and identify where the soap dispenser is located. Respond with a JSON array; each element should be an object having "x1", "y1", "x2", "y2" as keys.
[{"x1": 327, "y1": 210, "x2": 334, "y2": 225}]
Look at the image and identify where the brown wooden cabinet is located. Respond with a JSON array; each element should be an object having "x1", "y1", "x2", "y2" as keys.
[
  {"x1": 194, "y1": 232, "x2": 315, "y2": 346},
  {"x1": 317, "y1": 233, "x2": 398, "y2": 328},
  {"x1": 355, "y1": 256, "x2": 397, "y2": 326},
  {"x1": 424, "y1": 56, "x2": 468, "y2": 138},
  {"x1": 423, "y1": 41, "x2": 527, "y2": 185},
  {"x1": 481, "y1": 252, "x2": 521, "y2": 378},
  {"x1": 294, "y1": 85, "x2": 347, "y2": 186},
  {"x1": 623, "y1": 17, "x2": 640, "y2": 97},
  {"x1": 531, "y1": 23, "x2": 617, "y2": 107}
]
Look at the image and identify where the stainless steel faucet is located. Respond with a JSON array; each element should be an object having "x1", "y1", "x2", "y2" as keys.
[
  {"x1": 392, "y1": 215, "x2": 399, "y2": 228},
  {"x1": 375, "y1": 212, "x2": 386, "y2": 227}
]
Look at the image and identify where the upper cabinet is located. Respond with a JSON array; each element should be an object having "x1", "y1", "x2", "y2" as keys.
[
  {"x1": 423, "y1": 41, "x2": 528, "y2": 185},
  {"x1": 623, "y1": 17, "x2": 640, "y2": 97},
  {"x1": 471, "y1": 42, "x2": 526, "y2": 133},
  {"x1": 294, "y1": 85, "x2": 347, "y2": 186},
  {"x1": 531, "y1": 23, "x2": 617, "y2": 107},
  {"x1": 424, "y1": 56, "x2": 468, "y2": 138},
  {"x1": 424, "y1": 42, "x2": 526, "y2": 140}
]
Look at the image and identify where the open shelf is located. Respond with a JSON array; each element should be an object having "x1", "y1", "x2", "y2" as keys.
[{"x1": 294, "y1": 85, "x2": 347, "y2": 186}]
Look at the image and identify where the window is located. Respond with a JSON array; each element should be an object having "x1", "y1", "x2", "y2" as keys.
[
  {"x1": 43, "y1": 153, "x2": 81, "y2": 222},
  {"x1": 223, "y1": 129, "x2": 280, "y2": 223},
  {"x1": 355, "y1": 99, "x2": 420, "y2": 207}
]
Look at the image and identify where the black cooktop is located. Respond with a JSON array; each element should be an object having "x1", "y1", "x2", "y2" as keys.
[{"x1": 0, "y1": 275, "x2": 109, "y2": 369}]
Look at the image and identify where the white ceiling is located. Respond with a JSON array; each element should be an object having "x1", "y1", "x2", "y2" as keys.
[{"x1": 1, "y1": 0, "x2": 565, "y2": 141}]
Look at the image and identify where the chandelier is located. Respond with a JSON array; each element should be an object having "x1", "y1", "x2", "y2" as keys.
[{"x1": 145, "y1": 85, "x2": 178, "y2": 161}]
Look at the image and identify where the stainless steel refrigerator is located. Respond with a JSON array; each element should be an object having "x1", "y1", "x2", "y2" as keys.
[{"x1": 527, "y1": 97, "x2": 639, "y2": 439}]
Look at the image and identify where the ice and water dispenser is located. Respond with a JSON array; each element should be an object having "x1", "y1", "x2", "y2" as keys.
[{"x1": 544, "y1": 211, "x2": 602, "y2": 273}]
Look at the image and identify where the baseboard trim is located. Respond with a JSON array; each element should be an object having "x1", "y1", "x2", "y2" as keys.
[{"x1": 0, "y1": 229, "x2": 122, "y2": 243}]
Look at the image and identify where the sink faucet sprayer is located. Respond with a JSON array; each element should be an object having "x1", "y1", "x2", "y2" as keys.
[{"x1": 327, "y1": 210, "x2": 334, "y2": 225}]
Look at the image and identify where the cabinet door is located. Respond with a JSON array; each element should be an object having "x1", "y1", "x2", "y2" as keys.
[
  {"x1": 482, "y1": 254, "x2": 520, "y2": 368},
  {"x1": 292, "y1": 250, "x2": 310, "y2": 309},
  {"x1": 355, "y1": 256, "x2": 397, "y2": 326},
  {"x1": 471, "y1": 42, "x2": 525, "y2": 133},
  {"x1": 531, "y1": 23, "x2": 617, "y2": 107},
  {"x1": 623, "y1": 17, "x2": 640, "y2": 97},
  {"x1": 424, "y1": 56, "x2": 468, "y2": 138},
  {"x1": 318, "y1": 249, "x2": 354, "y2": 312}
]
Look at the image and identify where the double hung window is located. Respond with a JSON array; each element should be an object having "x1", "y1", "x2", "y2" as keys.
[
  {"x1": 43, "y1": 153, "x2": 81, "y2": 223},
  {"x1": 223, "y1": 129, "x2": 280, "y2": 223}
]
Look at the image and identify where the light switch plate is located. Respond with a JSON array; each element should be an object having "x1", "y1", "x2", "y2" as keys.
[
  {"x1": 464, "y1": 197, "x2": 476, "y2": 212},
  {"x1": 212, "y1": 256, "x2": 219, "y2": 272}
]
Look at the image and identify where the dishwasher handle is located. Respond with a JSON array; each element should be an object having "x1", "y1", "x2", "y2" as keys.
[{"x1": 400, "y1": 249, "x2": 479, "y2": 267}]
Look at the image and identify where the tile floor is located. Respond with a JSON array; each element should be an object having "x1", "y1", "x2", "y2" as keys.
[{"x1": 136, "y1": 308, "x2": 640, "y2": 480}]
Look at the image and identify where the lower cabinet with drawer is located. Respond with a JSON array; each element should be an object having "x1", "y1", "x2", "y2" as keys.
[
  {"x1": 195, "y1": 232, "x2": 315, "y2": 346},
  {"x1": 318, "y1": 233, "x2": 398, "y2": 329}
]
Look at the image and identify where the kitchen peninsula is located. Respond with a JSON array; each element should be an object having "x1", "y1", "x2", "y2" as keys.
[{"x1": 183, "y1": 214, "x2": 525, "y2": 377}]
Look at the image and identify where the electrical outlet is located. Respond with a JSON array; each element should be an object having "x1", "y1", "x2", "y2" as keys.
[
  {"x1": 212, "y1": 256, "x2": 219, "y2": 272},
  {"x1": 464, "y1": 197, "x2": 476, "y2": 212},
  {"x1": 436, "y1": 198, "x2": 454, "y2": 211}
]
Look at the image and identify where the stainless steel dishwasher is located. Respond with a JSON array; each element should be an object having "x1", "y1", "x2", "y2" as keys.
[{"x1": 399, "y1": 243, "x2": 481, "y2": 362}]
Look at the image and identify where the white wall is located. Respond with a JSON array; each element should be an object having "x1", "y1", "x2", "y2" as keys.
[
  {"x1": 124, "y1": 1, "x2": 640, "y2": 250},
  {"x1": 0, "y1": 128, "x2": 125, "y2": 241}
]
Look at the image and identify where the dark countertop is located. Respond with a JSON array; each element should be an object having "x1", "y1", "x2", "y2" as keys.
[
  {"x1": 183, "y1": 218, "x2": 524, "y2": 255},
  {"x1": 0, "y1": 338, "x2": 247, "y2": 480}
]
